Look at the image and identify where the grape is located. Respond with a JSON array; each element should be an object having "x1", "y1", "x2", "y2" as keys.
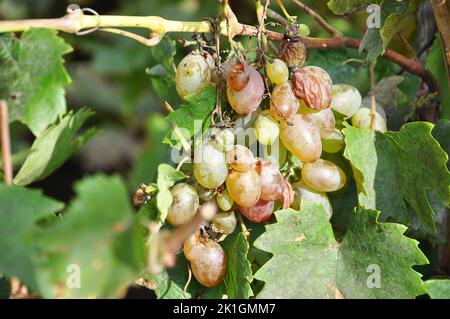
[
  {"x1": 226, "y1": 169, "x2": 261, "y2": 208},
  {"x1": 166, "y1": 183, "x2": 199, "y2": 226},
  {"x1": 227, "y1": 66, "x2": 265, "y2": 115},
  {"x1": 330, "y1": 84, "x2": 362, "y2": 117},
  {"x1": 298, "y1": 24, "x2": 310, "y2": 37},
  {"x1": 239, "y1": 199, "x2": 274, "y2": 223},
  {"x1": 266, "y1": 59, "x2": 289, "y2": 85},
  {"x1": 281, "y1": 179, "x2": 295, "y2": 209},
  {"x1": 216, "y1": 190, "x2": 234, "y2": 211},
  {"x1": 176, "y1": 52, "x2": 213, "y2": 99},
  {"x1": 292, "y1": 66, "x2": 332, "y2": 110},
  {"x1": 213, "y1": 211, "x2": 237, "y2": 234},
  {"x1": 183, "y1": 233, "x2": 202, "y2": 261},
  {"x1": 210, "y1": 127, "x2": 235, "y2": 152},
  {"x1": 361, "y1": 96, "x2": 387, "y2": 121},
  {"x1": 351, "y1": 107, "x2": 387, "y2": 132},
  {"x1": 262, "y1": 142, "x2": 287, "y2": 167},
  {"x1": 190, "y1": 241, "x2": 227, "y2": 288},
  {"x1": 280, "y1": 114, "x2": 322, "y2": 163},
  {"x1": 227, "y1": 60, "x2": 250, "y2": 91},
  {"x1": 193, "y1": 181, "x2": 215, "y2": 201},
  {"x1": 270, "y1": 81, "x2": 299, "y2": 121},
  {"x1": 254, "y1": 110, "x2": 280, "y2": 145},
  {"x1": 226, "y1": 145, "x2": 255, "y2": 172},
  {"x1": 299, "y1": 102, "x2": 335, "y2": 138},
  {"x1": 322, "y1": 129, "x2": 344, "y2": 153},
  {"x1": 257, "y1": 160, "x2": 283, "y2": 201},
  {"x1": 301, "y1": 159, "x2": 346, "y2": 192},
  {"x1": 292, "y1": 179, "x2": 332, "y2": 219},
  {"x1": 193, "y1": 141, "x2": 228, "y2": 189}
]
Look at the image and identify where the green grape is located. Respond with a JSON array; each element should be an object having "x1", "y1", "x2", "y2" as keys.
[
  {"x1": 266, "y1": 58, "x2": 289, "y2": 85},
  {"x1": 167, "y1": 183, "x2": 200, "y2": 226},
  {"x1": 254, "y1": 110, "x2": 280, "y2": 145},
  {"x1": 210, "y1": 127, "x2": 235, "y2": 152},
  {"x1": 193, "y1": 141, "x2": 228, "y2": 189},
  {"x1": 292, "y1": 179, "x2": 332, "y2": 219},
  {"x1": 330, "y1": 84, "x2": 362, "y2": 118},
  {"x1": 176, "y1": 52, "x2": 213, "y2": 100},
  {"x1": 280, "y1": 114, "x2": 322, "y2": 163},
  {"x1": 216, "y1": 189, "x2": 234, "y2": 211},
  {"x1": 226, "y1": 169, "x2": 261, "y2": 208},
  {"x1": 322, "y1": 129, "x2": 345, "y2": 153},
  {"x1": 301, "y1": 159, "x2": 346, "y2": 192},
  {"x1": 298, "y1": 23, "x2": 310, "y2": 37},
  {"x1": 351, "y1": 107, "x2": 387, "y2": 132},
  {"x1": 213, "y1": 211, "x2": 237, "y2": 234},
  {"x1": 361, "y1": 96, "x2": 387, "y2": 121}
]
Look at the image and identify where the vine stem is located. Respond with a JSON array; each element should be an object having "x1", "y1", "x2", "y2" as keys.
[
  {"x1": 0, "y1": 100, "x2": 12, "y2": 185},
  {"x1": 0, "y1": 5, "x2": 438, "y2": 92}
]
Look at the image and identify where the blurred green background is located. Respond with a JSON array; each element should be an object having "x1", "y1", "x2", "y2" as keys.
[{"x1": 0, "y1": 0, "x2": 417, "y2": 202}]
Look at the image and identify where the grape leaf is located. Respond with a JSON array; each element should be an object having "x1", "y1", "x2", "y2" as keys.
[
  {"x1": 156, "y1": 164, "x2": 186, "y2": 224},
  {"x1": 13, "y1": 108, "x2": 97, "y2": 186},
  {"x1": 163, "y1": 86, "x2": 216, "y2": 149},
  {"x1": 151, "y1": 231, "x2": 253, "y2": 299},
  {"x1": 424, "y1": 279, "x2": 450, "y2": 299},
  {"x1": 0, "y1": 28, "x2": 72, "y2": 136},
  {"x1": 426, "y1": 36, "x2": 450, "y2": 120},
  {"x1": 36, "y1": 174, "x2": 146, "y2": 298},
  {"x1": 254, "y1": 202, "x2": 428, "y2": 298},
  {"x1": 0, "y1": 186, "x2": 63, "y2": 291},
  {"x1": 432, "y1": 120, "x2": 450, "y2": 169},
  {"x1": 343, "y1": 123, "x2": 450, "y2": 233}
]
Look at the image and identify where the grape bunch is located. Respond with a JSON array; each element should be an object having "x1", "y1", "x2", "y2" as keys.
[{"x1": 160, "y1": 43, "x2": 388, "y2": 288}]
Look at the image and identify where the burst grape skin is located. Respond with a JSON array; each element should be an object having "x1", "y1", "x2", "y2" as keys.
[
  {"x1": 226, "y1": 169, "x2": 262, "y2": 208},
  {"x1": 239, "y1": 199, "x2": 274, "y2": 223},
  {"x1": 270, "y1": 81, "x2": 299, "y2": 122},
  {"x1": 176, "y1": 52, "x2": 213, "y2": 99},
  {"x1": 227, "y1": 66, "x2": 265, "y2": 115},
  {"x1": 279, "y1": 114, "x2": 322, "y2": 163},
  {"x1": 193, "y1": 141, "x2": 228, "y2": 189},
  {"x1": 166, "y1": 183, "x2": 200, "y2": 226},
  {"x1": 301, "y1": 159, "x2": 347, "y2": 192}
]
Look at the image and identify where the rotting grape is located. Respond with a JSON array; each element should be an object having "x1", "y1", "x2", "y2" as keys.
[
  {"x1": 292, "y1": 66, "x2": 332, "y2": 110},
  {"x1": 210, "y1": 127, "x2": 235, "y2": 152},
  {"x1": 270, "y1": 81, "x2": 299, "y2": 122},
  {"x1": 167, "y1": 183, "x2": 200, "y2": 226},
  {"x1": 189, "y1": 240, "x2": 227, "y2": 288},
  {"x1": 226, "y1": 169, "x2": 261, "y2": 208},
  {"x1": 279, "y1": 114, "x2": 322, "y2": 163},
  {"x1": 301, "y1": 159, "x2": 346, "y2": 192},
  {"x1": 212, "y1": 211, "x2": 237, "y2": 234},
  {"x1": 239, "y1": 199, "x2": 274, "y2": 223}
]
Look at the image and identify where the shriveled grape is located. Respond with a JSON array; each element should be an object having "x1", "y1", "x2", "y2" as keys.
[
  {"x1": 167, "y1": 183, "x2": 199, "y2": 226},
  {"x1": 226, "y1": 169, "x2": 261, "y2": 208},
  {"x1": 280, "y1": 114, "x2": 322, "y2": 163},
  {"x1": 301, "y1": 159, "x2": 346, "y2": 192}
]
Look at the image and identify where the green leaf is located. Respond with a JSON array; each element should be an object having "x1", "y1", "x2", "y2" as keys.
[
  {"x1": 0, "y1": 186, "x2": 63, "y2": 291},
  {"x1": 327, "y1": 0, "x2": 367, "y2": 15},
  {"x1": 36, "y1": 174, "x2": 146, "y2": 298},
  {"x1": 426, "y1": 36, "x2": 450, "y2": 120},
  {"x1": 156, "y1": 164, "x2": 186, "y2": 224},
  {"x1": 13, "y1": 108, "x2": 96, "y2": 186},
  {"x1": 432, "y1": 120, "x2": 450, "y2": 169},
  {"x1": 151, "y1": 231, "x2": 253, "y2": 299},
  {"x1": 359, "y1": 28, "x2": 384, "y2": 63},
  {"x1": 254, "y1": 203, "x2": 428, "y2": 298},
  {"x1": 342, "y1": 123, "x2": 450, "y2": 233},
  {"x1": 424, "y1": 279, "x2": 450, "y2": 299},
  {"x1": 0, "y1": 28, "x2": 72, "y2": 135},
  {"x1": 163, "y1": 86, "x2": 216, "y2": 149}
]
